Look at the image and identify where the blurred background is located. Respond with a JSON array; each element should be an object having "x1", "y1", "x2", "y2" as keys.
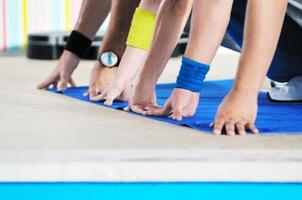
[{"x1": 0, "y1": 0, "x2": 108, "y2": 53}]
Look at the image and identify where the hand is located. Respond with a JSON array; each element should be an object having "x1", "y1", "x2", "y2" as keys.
[
  {"x1": 146, "y1": 88, "x2": 200, "y2": 121},
  {"x1": 212, "y1": 89, "x2": 259, "y2": 136},
  {"x1": 90, "y1": 78, "x2": 132, "y2": 105},
  {"x1": 129, "y1": 82, "x2": 159, "y2": 115},
  {"x1": 87, "y1": 62, "x2": 118, "y2": 98},
  {"x1": 90, "y1": 47, "x2": 147, "y2": 105},
  {"x1": 37, "y1": 51, "x2": 78, "y2": 90}
]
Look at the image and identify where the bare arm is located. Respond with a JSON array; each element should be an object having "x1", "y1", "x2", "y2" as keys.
[
  {"x1": 185, "y1": 0, "x2": 233, "y2": 63},
  {"x1": 138, "y1": 0, "x2": 193, "y2": 87},
  {"x1": 214, "y1": 0, "x2": 288, "y2": 135},
  {"x1": 145, "y1": 0, "x2": 234, "y2": 120},
  {"x1": 90, "y1": 0, "x2": 162, "y2": 104},
  {"x1": 37, "y1": 0, "x2": 111, "y2": 90},
  {"x1": 233, "y1": 0, "x2": 288, "y2": 94},
  {"x1": 74, "y1": 0, "x2": 111, "y2": 39},
  {"x1": 88, "y1": 0, "x2": 141, "y2": 97},
  {"x1": 129, "y1": 0, "x2": 193, "y2": 114}
]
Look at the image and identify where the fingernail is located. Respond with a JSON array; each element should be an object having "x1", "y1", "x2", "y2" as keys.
[
  {"x1": 229, "y1": 131, "x2": 235, "y2": 136},
  {"x1": 213, "y1": 129, "x2": 220, "y2": 135},
  {"x1": 239, "y1": 131, "x2": 246, "y2": 136},
  {"x1": 57, "y1": 87, "x2": 65, "y2": 92},
  {"x1": 104, "y1": 101, "x2": 112, "y2": 106}
]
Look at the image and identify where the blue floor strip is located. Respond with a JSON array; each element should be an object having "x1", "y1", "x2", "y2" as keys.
[{"x1": 0, "y1": 182, "x2": 301, "y2": 200}]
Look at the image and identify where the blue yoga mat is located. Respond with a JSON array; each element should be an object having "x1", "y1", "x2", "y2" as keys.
[{"x1": 48, "y1": 80, "x2": 302, "y2": 134}]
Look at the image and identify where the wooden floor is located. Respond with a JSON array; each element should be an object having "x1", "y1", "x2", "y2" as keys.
[{"x1": 0, "y1": 49, "x2": 301, "y2": 182}]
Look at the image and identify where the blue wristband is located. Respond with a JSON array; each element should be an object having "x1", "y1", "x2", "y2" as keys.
[{"x1": 175, "y1": 57, "x2": 210, "y2": 93}]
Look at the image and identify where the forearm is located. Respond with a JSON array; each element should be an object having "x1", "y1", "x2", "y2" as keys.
[
  {"x1": 233, "y1": 0, "x2": 288, "y2": 94},
  {"x1": 117, "y1": 0, "x2": 162, "y2": 82},
  {"x1": 140, "y1": 0, "x2": 193, "y2": 86},
  {"x1": 185, "y1": 0, "x2": 233, "y2": 64},
  {"x1": 99, "y1": 0, "x2": 140, "y2": 58},
  {"x1": 74, "y1": 0, "x2": 111, "y2": 40}
]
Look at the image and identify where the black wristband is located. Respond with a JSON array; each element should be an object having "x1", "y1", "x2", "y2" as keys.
[{"x1": 64, "y1": 31, "x2": 92, "y2": 58}]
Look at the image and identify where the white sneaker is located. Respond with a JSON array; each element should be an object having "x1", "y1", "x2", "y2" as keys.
[{"x1": 268, "y1": 76, "x2": 302, "y2": 102}]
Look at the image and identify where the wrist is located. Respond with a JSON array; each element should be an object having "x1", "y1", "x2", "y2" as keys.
[
  {"x1": 100, "y1": 36, "x2": 126, "y2": 59},
  {"x1": 64, "y1": 30, "x2": 92, "y2": 58},
  {"x1": 176, "y1": 57, "x2": 210, "y2": 93},
  {"x1": 62, "y1": 50, "x2": 81, "y2": 63},
  {"x1": 140, "y1": 71, "x2": 158, "y2": 87},
  {"x1": 136, "y1": 72, "x2": 157, "y2": 91},
  {"x1": 231, "y1": 84, "x2": 259, "y2": 98},
  {"x1": 97, "y1": 51, "x2": 120, "y2": 68}
]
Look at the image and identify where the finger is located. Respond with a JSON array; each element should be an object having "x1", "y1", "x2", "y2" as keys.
[
  {"x1": 145, "y1": 101, "x2": 172, "y2": 116},
  {"x1": 104, "y1": 89, "x2": 123, "y2": 106},
  {"x1": 235, "y1": 122, "x2": 246, "y2": 135},
  {"x1": 162, "y1": 101, "x2": 173, "y2": 116},
  {"x1": 131, "y1": 104, "x2": 147, "y2": 115},
  {"x1": 90, "y1": 92, "x2": 107, "y2": 102},
  {"x1": 172, "y1": 105, "x2": 184, "y2": 121},
  {"x1": 144, "y1": 107, "x2": 164, "y2": 116},
  {"x1": 88, "y1": 87, "x2": 98, "y2": 97},
  {"x1": 68, "y1": 78, "x2": 76, "y2": 87},
  {"x1": 213, "y1": 118, "x2": 225, "y2": 135},
  {"x1": 57, "y1": 79, "x2": 68, "y2": 91},
  {"x1": 37, "y1": 78, "x2": 56, "y2": 89},
  {"x1": 225, "y1": 122, "x2": 235, "y2": 136},
  {"x1": 182, "y1": 109, "x2": 195, "y2": 118},
  {"x1": 144, "y1": 105, "x2": 168, "y2": 116},
  {"x1": 83, "y1": 90, "x2": 89, "y2": 97},
  {"x1": 144, "y1": 105, "x2": 161, "y2": 111},
  {"x1": 246, "y1": 123, "x2": 259, "y2": 134},
  {"x1": 52, "y1": 82, "x2": 58, "y2": 89}
]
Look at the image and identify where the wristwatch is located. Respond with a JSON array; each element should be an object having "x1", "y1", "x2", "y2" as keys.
[{"x1": 97, "y1": 51, "x2": 120, "y2": 68}]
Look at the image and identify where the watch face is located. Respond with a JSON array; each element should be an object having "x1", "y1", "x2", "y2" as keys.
[{"x1": 100, "y1": 51, "x2": 118, "y2": 68}]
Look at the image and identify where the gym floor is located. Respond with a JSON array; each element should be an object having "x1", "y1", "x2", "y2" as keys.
[{"x1": 0, "y1": 48, "x2": 302, "y2": 182}]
